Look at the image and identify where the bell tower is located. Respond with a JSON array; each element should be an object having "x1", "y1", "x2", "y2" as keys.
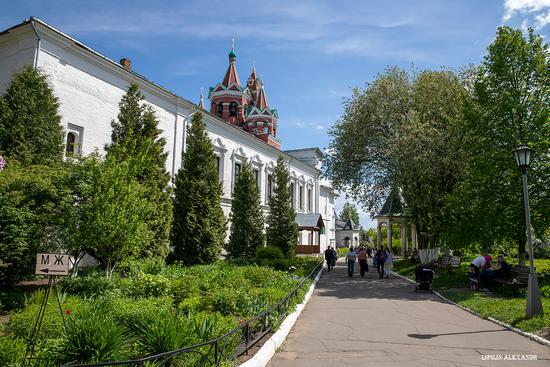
[
  {"x1": 208, "y1": 42, "x2": 250, "y2": 127},
  {"x1": 209, "y1": 42, "x2": 280, "y2": 149}
]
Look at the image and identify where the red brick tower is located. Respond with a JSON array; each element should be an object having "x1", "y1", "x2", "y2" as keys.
[
  {"x1": 209, "y1": 45, "x2": 280, "y2": 149},
  {"x1": 209, "y1": 45, "x2": 251, "y2": 128}
]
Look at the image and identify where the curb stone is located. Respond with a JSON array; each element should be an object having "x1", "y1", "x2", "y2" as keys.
[
  {"x1": 239, "y1": 264, "x2": 324, "y2": 367},
  {"x1": 391, "y1": 270, "x2": 550, "y2": 347}
]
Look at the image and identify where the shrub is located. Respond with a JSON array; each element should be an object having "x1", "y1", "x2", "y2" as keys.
[
  {"x1": 121, "y1": 273, "x2": 171, "y2": 298},
  {"x1": 117, "y1": 258, "x2": 165, "y2": 277},
  {"x1": 62, "y1": 303, "x2": 128, "y2": 363},
  {"x1": 62, "y1": 273, "x2": 118, "y2": 297},
  {"x1": 9, "y1": 291, "x2": 84, "y2": 341},
  {"x1": 255, "y1": 246, "x2": 284, "y2": 265},
  {"x1": 0, "y1": 336, "x2": 26, "y2": 366},
  {"x1": 178, "y1": 296, "x2": 204, "y2": 314},
  {"x1": 134, "y1": 311, "x2": 194, "y2": 357},
  {"x1": 106, "y1": 296, "x2": 173, "y2": 332},
  {"x1": 533, "y1": 242, "x2": 550, "y2": 259}
]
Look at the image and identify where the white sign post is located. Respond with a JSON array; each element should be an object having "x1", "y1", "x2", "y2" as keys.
[{"x1": 35, "y1": 253, "x2": 70, "y2": 276}]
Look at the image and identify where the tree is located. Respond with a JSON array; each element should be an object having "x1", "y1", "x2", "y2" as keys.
[
  {"x1": 0, "y1": 66, "x2": 64, "y2": 166},
  {"x1": 339, "y1": 202, "x2": 360, "y2": 225},
  {"x1": 324, "y1": 68, "x2": 469, "y2": 249},
  {"x1": 227, "y1": 161, "x2": 265, "y2": 260},
  {"x1": 390, "y1": 70, "x2": 468, "y2": 249},
  {"x1": 266, "y1": 156, "x2": 298, "y2": 258},
  {"x1": 106, "y1": 84, "x2": 172, "y2": 259},
  {"x1": 171, "y1": 112, "x2": 225, "y2": 265},
  {"x1": 76, "y1": 154, "x2": 153, "y2": 277},
  {"x1": 323, "y1": 67, "x2": 411, "y2": 214},
  {"x1": 447, "y1": 27, "x2": 550, "y2": 262},
  {"x1": 0, "y1": 162, "x2": 76, "y2": 282}
]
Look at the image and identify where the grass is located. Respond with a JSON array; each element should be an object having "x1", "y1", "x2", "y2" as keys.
[{"x1": 393, "y1": 257, "x2": 550, "y2": 337}]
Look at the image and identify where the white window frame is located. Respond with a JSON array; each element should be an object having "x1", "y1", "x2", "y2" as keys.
[{"x1": 65, "y1": 123, "x2": 84, "y2": 158}]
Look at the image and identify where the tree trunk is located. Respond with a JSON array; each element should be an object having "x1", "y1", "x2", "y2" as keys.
[{"x1": 518, "y1": 237, "x2": 526, "y2": 267}]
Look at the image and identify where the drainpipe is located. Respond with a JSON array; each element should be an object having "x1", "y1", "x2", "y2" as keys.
[
  {"x1": 30, "y1": 17, "x2": 41, "y2": 69},
  {"x1": 171, "y1": 102, "x2": 179, "y2": 182}
]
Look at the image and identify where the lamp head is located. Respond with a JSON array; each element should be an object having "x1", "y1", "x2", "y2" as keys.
[{"x1": 514, "y1": 146, "x2": 532, "y2": 172}]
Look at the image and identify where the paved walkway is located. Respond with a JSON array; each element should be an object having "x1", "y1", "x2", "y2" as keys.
[{"x1": 267, "y1": 259, "x2": 550, "y2": 367}]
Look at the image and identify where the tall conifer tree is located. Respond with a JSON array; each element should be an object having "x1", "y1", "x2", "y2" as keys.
[
  {"x1": 106, "y1": 83, "x2": 172, "y2": 259},
  {"x1": 227, "y1": 162, "x2": 265, "y2": 259},
  {"x1": 0, "y1": 66, "x2": 64, "y2": 166},
  {"x1": 171, "y1": 112, "x2": 225, "y2": 265},
  {"x1": 266, "y1": 156, "x2": 298, "y2": 258}
]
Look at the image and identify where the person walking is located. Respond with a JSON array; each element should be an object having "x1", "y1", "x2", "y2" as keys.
[
  {"x1": 346, "y1": 247, "x2": 357, "y2": 277},
  {"x1": 384, "y1": 248, "x2": 393, "y2": 278},
  {"x1": 331, "y1": 247, "x2": 337, "y2": 269},
  {"x1": 324, "y1": 246, "x2": 334, "y2": 272},
  {"x1": 377, "y1": 248, "x2": 386, "y2": 279},
  {"x1": 358, "y1": 246, "x2": 368, "y2": 277}
]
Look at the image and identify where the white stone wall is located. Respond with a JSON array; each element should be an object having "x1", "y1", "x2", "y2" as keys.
[
  {"x1": 0, "y1": 28, "x2": 35, "y2": 94},
  {"x1": 35, "y1": 37, "x2": 186, "y2": 177}
]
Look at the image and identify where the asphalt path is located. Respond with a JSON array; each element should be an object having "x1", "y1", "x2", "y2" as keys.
[{"x1": 267, "y1": 259, "x2": 550, "y2": 367}]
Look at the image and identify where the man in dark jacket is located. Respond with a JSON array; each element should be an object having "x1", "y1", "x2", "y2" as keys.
[{"x1": 325, "y1": 246, "x2": 335, "y2": 272}]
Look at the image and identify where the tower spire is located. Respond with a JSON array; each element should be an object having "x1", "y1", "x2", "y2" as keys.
[
  {"x1": 198, "y1": 86, "x2": 204, "y2": 109},
  {"x1": 229, "y1": 37, "x2": 236, "y2": 63}
]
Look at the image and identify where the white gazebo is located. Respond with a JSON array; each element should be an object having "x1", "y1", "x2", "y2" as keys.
[{"x1": 373, "y1": 190, "x2": 417, "y2": 254}]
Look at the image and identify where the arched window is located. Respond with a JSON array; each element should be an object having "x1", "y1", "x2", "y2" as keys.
[
  {"x1": 66, "y1": 132, "x2": 77, "y2": 156},
  {"x1": 217, "y1": 103, "x2": 223, "y2": 117},
  {"x1": 229, "y1": 102, "x2": 238, "y2": 117}
]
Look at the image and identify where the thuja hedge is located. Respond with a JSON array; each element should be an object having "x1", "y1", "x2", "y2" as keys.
[{"x1": 0, "y1": 259, "x2": 320, "y2": 365}]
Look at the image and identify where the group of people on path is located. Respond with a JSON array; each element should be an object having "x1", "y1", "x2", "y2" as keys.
[
  {"x1": 324, "y1": 246, "x2": 337, "y2": 272},
  {"x1": 325, "y1": 245, "x2": 394, "y2": 278}
]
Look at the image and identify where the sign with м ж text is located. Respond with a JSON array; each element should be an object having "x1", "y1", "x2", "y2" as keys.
[{"x1": 35, "y1": 253, "x2": 70, "y2": 276}]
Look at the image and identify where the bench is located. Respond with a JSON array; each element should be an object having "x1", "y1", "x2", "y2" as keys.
[
  {"x1": 434, "y1": 256, "x2": 451, "y2": 273},
  {"x1": 492, "y1": 266, "x2": 529, "y2": 297},
  {"x1": 449, "y1": 256, "x2": 462, "y2": 273},
  {"x1": 435, "y1": 255, "x2": 461, "y2": 274}
]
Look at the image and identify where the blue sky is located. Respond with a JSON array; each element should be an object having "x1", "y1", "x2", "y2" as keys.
[{"x1": 1, "y1": 0, "x2": 549, "y2": 228}]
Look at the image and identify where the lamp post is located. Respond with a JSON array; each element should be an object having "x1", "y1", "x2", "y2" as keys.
[{"x1": 514, "y1": 146, "x2": 543, "y2": 318}]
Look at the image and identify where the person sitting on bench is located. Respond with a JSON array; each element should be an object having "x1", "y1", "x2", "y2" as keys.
[
  {"x1": 470, "y1": 254, "x2": 486, "y2": 278},
  {"x1": 479, "y1": 254, "x2": 510, "y2": 289}
]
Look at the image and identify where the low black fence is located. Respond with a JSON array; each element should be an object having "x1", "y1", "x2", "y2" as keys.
[{"x1": 61, "y1": 261, "x2": 323, "y2": 367}]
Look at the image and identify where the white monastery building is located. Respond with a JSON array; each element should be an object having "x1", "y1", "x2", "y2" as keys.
[{"x1": 0, "y1": 18, "x2": 337, "y2": 254}]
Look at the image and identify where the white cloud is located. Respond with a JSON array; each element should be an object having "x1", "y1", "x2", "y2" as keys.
[
  {"x1": 535, "y1": 10, "x2": 550, "y2": 27},
  {"x1": 503, "y1": 0, "x2": 550, "y2": 29}
]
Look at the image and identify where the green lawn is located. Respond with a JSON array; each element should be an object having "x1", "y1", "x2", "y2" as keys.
[{"x1": 393, "y1": 258, "x2": 550, "y2": 337}]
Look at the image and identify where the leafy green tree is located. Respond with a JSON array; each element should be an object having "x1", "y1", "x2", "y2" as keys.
[
  {"x1": 76, "y1": 154, "x2": 153, "y2": 277},
  {"x1": 171, "y1": 112, "x2": 225, "y2": 265},
  {"x1": 0, "y1": 162, "x2": 75, "y2": 282},
  {"x1": 339, "y1": 202, "x2": 360, "y2": 225},
  {"x1": 323, "y1": 67, "x2": 411, "y2": 213},
  {"x1": 227, "y1": 162, "x2": 265, "y2": 260},
  {"x1": 391, "y1": 70, "x2": 468, "y2": 248},
  {"x1": 266, "y1": 157, "x2": 298, "y2": 258},
  {"x1": 106, "y1": 84, "x2": 172, "y2": 259},
  {"x1": 0, "y1": 66, "x2": 64, "y2": 166},
  {"x1": 324, "y1": 68, "x2": 468, "y2": 249},
  {"x1": 447, "y1": 27, "x2": 550, "y2": 262}
]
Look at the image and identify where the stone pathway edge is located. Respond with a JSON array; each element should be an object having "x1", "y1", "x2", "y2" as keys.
[
  {"x1": 391, "y1": 270, "x2": 550, "y2": 347},
  {"x1": 238, "y1": 260, "x2": 328, "y2": 367}
]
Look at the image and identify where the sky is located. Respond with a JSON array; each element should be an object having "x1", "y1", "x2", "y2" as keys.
[{"x1": 1, "y1": 0, "x2": 549, "y2": 229}]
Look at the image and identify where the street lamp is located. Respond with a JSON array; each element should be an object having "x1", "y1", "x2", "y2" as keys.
[{"x1": 514, "y1": 146, "x2": 543, "y2": 318}]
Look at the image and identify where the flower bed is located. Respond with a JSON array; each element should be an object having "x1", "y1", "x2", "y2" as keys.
[{"x1": 0, "y1": 259, "x2": 321, "y2": 366}]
